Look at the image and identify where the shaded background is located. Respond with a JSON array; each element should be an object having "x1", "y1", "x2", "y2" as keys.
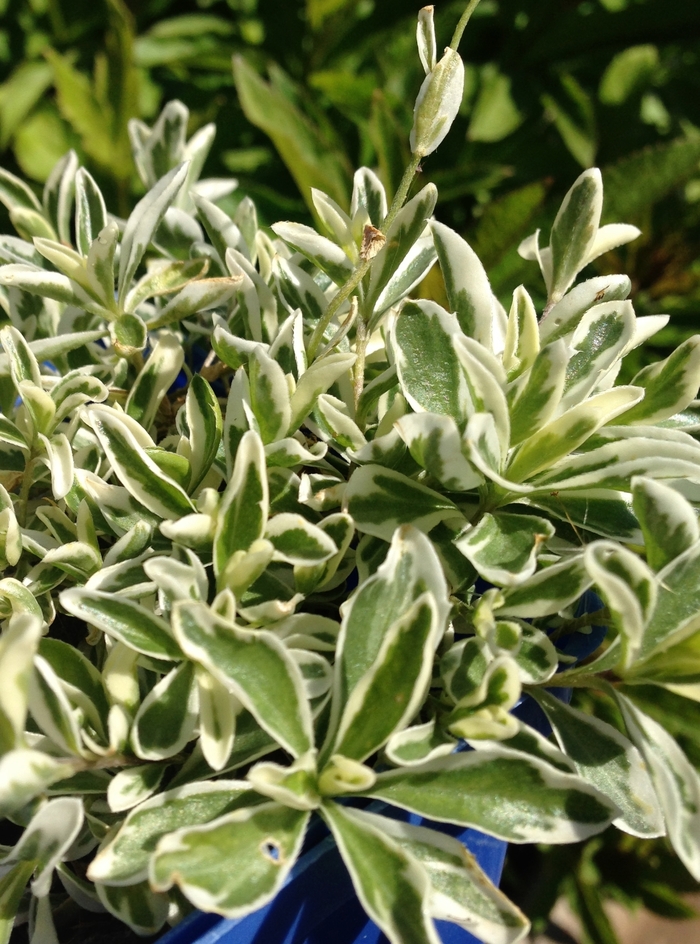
[{"x1": 3, "y1": 0, "x2": 700, "y2": 940}]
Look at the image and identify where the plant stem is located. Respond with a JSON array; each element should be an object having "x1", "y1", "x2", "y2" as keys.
[
  {"x1": 353, "y1": 316, "x2": 369, "y2": 414},
  {"x1": 450, "y1": 0, "x2": 482, "y2": 51},
  {"x1": 18, "y1": 451, "x2": 36, "y2": 527},
  {"x1": 381, "y1": 153, "x2": 423, "y2": 232},
  {"x1": 306, "y1": 153, "x2": 422, "y2": 362},
  {"x1": 306, "y1": 261, "x2": 372, "y2": 362}
]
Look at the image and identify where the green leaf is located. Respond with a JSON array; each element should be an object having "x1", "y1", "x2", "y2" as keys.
[
  {"x1": 455, "y1": 513, "x2": 555, "y2": 587},
  {"x1": 125, "y1": 333, "x2": 185, "y2": 430},
  {"x1": 232, "y1": 55, "x2": 349, "y2": 214},
  {"x1": 344, "y1": 465, "x2": 459, "y2": 542},
  {"x1": 149, "y1": 276, "x2": 240, "y2": 329},
  {"x1": 107, "y1": 764, "x2": 167, "y2": 814},
  {"x1": 431, "y1": 221, "x2": 496, "y2": 348},
  {"x1": 289, "y1": 352, "x2": 356, "y2": 431},
  {"x1": 1, "y1": 796, "x2": 83, "y2": 896},
  {"x1": 74, "y1": 168, "x2": 107, "y2": 258},
  {"x1": 384, "y1": 718, "x2": 456, "y2": 768},
  {"x1": 498, "y1": 555, "x2": 592, "y2": 618},
  {"x1": 151, "y1": 802, "x2": 309, "y2": 917},
  {"x1": 514, "y1": 625, "x2": 559, "y2": 684},
  {"x1": 60, "y1": 588, "x2": 183, "y2": 661},
  {"x1": 39, "y1": 636, "x2": 109, "y2": 736},
  {"x1": 87, "y1": 406, "x2": 195, "y2": 520},
  {"x1": 42, "y1": 149, "x2": 78, "y2": 247},
  {"x1": 506, "y1": 386, "x2": 644, "y2": 483},
  {"x1": 248, "y1": 345, "x2": 292, "y2": 444},
  {"x1": 558, "y1": 301, "x2": 635, "y2": 413},
  {"x1": 508, "y1": 340, "x2": 568, "y2": 445},
  {"x1": 585, "y1": 540, "x2": 656, "y2": 667},
  {"x1": 117, "y1": 163, "x2": 189, "y2": 305},
  {"x1": 322, "y1": 802, "x2": 439, "y2": 944},
  {"x1": 633, "y1": 476, "x2": 698, "y2": 571},
  {"x1": 0, "y1": 861, "x2": 35, "y2": 944},
  {"x1": 197, "y1": 668, "x2": 239, "y2": 772},
  {"x1": 351, "y1": 167, "x2": 387, "y2": 228},
  {"x1": 548, "y1": 169, "x2": 603, "y2": 303},
  {"x1": 214, "y1": 429, "x2": 268, "y2": 577},
  {"x1": 637, "y1": 542, "x2": 700, "y2": 660},
  {"x1": 503, "y1": 285, "x2": 539, "y2": 378},
  {"x1": 125, "y1": 257, "x2": 208, "y2": 312},
  {"x1": 0, "y1": 750, "x2": 75, "y2": 819},
  {"x1": 530, "y1": 435, "x2": 700, "y2": 494},
  {"x1": 540, "y1": 275, "x2": 632, "y2": 345},
  {"x1": 0, "y1": 323, "x2": 42, "y2": 387},
  {"x1": 617, "y1": 337, "x2": 700, "y2": 426},
  {"x1": 468, "y1": 64, "x2": 523, "y2": 144},
  {"x1": 0, "y1": 166, "x2": 43, "y2": 215},
  {"x1": 271, "y1": 221, "x2": 353, "y2": 286},
  {"x1": 89, "y1": 779, "x2": 259, "y2": 885},
  {"x1": 393, "y1": 300, "x2": 470, "y2": 422},
  {"x1": 395, "y1": 413, "x2": 482, "y2": 491},
  {"x1": 172, "y1": 600, "x2": 313, "y2": 757},
  {"x1": 615, "y1": 692, "x2": 700, "y2": 880},
  {"x1": 265, "y1": 513, "x2": 337, "y2": 566},
  {"x1": 96, "y1": 880, "x2": 169, "y2": 936},
  {"x1": 132, "y1": 662, "x2": 198, "y2": 760},
  {"x1": 602, "y1": 135, "x2": 700, "y2": 222},
  {"x1": 247, "y1": 751, "x2": 320, "y2": 811},
  {"x1": 535, "y1": 690, "x2": 664, "y2": 838},
  {"x1": 367, "y1": 751, "x2": 616, "y2": 843},
  {"x1": 30, "y1": 655, "x2": 83, "y2": 755},
  {"x1": 186, "y1": 374, "x2": 223, "y2": 492},
  {"x1": 327, "y1": 525, "x2": 449, "y2": 757},
  {"x1": 365, "y1": 185, "x2": 437, "y2": 321},
  {"x1": 331, "y1": 593, "x2": 441, "y2": 762},
  {"x1": 0, "y1": 613, "x2": 42, "y2": 750},
  {"x1": 599, "y1": 44, "x2": 659, "y2": 104},
  {"x1": 368, "y1": 811, "x2": 530, "y2": 944},
  {"x1": 411, "y1": 47, "x2": 464, "y2": 159}
]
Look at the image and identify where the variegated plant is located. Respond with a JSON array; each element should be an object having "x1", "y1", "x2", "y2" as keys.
[{"x1": 1, "y1": 4, "x2": 700, "y2": 944}]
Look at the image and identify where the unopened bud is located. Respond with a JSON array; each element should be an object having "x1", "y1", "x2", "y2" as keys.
[
  {"x1": 417, "y1": 6, "x2": 436, "y2": 75},
  {"x1": 410, "y1": 47, "x2": 464, "y2": 158}
]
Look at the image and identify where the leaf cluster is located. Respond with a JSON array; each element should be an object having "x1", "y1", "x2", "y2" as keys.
[{"x1": 0, "y1": 7, "x2": 700, "y2": 944}]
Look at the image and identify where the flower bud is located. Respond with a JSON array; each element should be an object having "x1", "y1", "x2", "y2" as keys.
[{"x1": 410, "y1": 47, "x2": 465, "y2": 158}]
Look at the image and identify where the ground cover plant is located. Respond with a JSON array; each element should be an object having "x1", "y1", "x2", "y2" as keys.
[{"x1": 3, "y1": 4, "x2": 700, "y2": 943}]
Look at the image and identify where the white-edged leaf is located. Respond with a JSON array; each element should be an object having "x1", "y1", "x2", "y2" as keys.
[
  {"x1": 171, "y1": 599, "x2": 313, "y2": 758},
  {"x1": 615, "y1": 692, "x2": 700, "y2": 879},
  {"x1": 151, "y1": 802, "x2": 309, "y2": 918},
  {"x1": 431, "y1": 220, "x2": 495, "y2": 348},
  {"x1": 88, "y1": 779, "x2": 258, "y2": 886},
  {"x1": 344, "y1": 464, "x2": 459, "y2": 541},
  {"x1": 86, "y1": 406, "x2": 194, "y2": 520},
  {"x1": 548, "y1": 168, "x2": 603, "y2": 303},
  {"x1": 455, "y1": 513, "x2": 554, "y2": 587},
  {"x1": 535, "y1": 690, "x2": 664, "y2": 838},
  {"x1": 584, "y1": 540, "x2": 656, "y2": 668},
  {"x1": 213, "y1": 429, "x2": 268, "y2": 576},
  {"x1": 117, "y1": 163, "x2": 189, "y2": 305},
  {"x1": 132, "y1": 661, "x2": 198, "y2": 761},
  {"x1": 367, "y1": 750, "x2": 617, "y2": 843},
  {"x1": 632, "y1": 476, "x2": 699, "y2": 571},
  {"x1": 366, "y1": 810, "x2": 530, "y2": 944},
  {"x1": 332, "y1": 593, "x2": 442, "y2": 762}
]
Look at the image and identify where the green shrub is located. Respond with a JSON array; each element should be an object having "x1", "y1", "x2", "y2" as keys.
[{"x1": 1, "y1": 5, "x2": 700, "y2": 943}]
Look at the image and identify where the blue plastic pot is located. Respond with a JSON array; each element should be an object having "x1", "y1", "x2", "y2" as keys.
[{"x1": 159, "y1": 592, "x2": 606, "y2": 944}]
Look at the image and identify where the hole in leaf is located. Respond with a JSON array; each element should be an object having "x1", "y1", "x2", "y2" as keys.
[{"x1": 260, "y1": 839, "x2": 283, "y2": 864}]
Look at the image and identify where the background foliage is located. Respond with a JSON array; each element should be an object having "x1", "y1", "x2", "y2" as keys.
[{"x1": 3, "y1": 0, "x2": 700, "y2": 941}]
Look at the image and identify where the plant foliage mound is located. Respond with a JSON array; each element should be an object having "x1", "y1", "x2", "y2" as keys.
[{"x1": 1, "y1": 7, "x2": 700, "y2": 944}]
